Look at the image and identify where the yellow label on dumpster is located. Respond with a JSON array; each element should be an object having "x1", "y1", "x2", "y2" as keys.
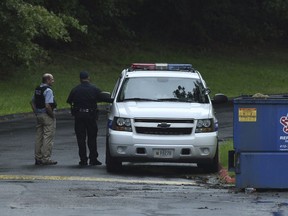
[{"x1": 239, "y1": 108, "x2": 257, "y2": 122}]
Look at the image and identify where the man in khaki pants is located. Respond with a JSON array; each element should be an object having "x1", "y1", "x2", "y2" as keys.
[{"x1": 31, "y1": 73, "x2": 57, "y2": 165}]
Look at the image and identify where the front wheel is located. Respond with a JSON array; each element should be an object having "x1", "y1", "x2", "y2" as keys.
[
  {"x1": 198, "y1": 144, "x2": 219, "y2": 173},
  {"x1": 105, "y1": 136, "x2": 122, "y2": 173}
]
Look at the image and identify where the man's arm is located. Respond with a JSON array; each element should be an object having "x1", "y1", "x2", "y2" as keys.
[
  {"x1": 99, "y1": 91, "x2": 113, "y2": 103},
  {"x1": 66, "y1": 88, "x2": 74, "y2": 105},
  {"x1": 30, "y1": 100, "x2": 36, "y2": 114},
  {"x1": 44, "y1": 88, "x2": 55, "y2": 118},
  {"x1": 45, "y1": 103, "x2": 55, "y2": 119}
]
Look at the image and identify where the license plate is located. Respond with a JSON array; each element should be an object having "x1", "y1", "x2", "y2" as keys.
[{"x1": 153, "y1": 149, "x2": 173, "y2": 158}]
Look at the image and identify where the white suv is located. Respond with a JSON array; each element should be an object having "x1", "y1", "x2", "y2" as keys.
[{"x1": 106, "y1": 63, "x2": 227, "y2": 173}]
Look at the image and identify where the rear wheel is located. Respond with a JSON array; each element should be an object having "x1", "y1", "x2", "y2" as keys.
[{"x1": 105, "y1": 136, "x2": 122, "y2": 173}]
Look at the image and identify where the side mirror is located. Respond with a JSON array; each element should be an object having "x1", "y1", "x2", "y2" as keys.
[
  {"x1": 212, "y1": 93, "x2": 228, "y2": 104},
  {"x1": 100, "y1": 91, "x2": 112, "y2": 102},
  {"x1": 204, "y1": 88, "x2": 211, "y2": 95}
]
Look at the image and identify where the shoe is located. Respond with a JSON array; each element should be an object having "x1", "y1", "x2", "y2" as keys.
[
  {"x1": 89, "y1": 160, "x2": 102, "y2": 166},
  {"x1": 42, "y1": 159, "x2": 57, "y2": 165},
  {"x1": 79, "y1": 161, "x2": 88, "y2": 166},
  {"x1": 35, "y1": 159, "x2": 43, "y2": 165}
]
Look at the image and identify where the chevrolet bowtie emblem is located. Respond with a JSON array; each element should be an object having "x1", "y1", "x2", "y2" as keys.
[{"x1": 157, "y1": 122, "x2": 171, "y2": 128}]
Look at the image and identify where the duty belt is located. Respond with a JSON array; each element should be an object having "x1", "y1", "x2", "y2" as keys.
[{"x1": 78, "y1": 108, "x2": 95, "y2": 113}]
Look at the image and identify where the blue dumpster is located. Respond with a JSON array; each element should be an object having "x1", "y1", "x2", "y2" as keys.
[{"x1": 231, "y1": 95, "x2": 288, "y2": 189}]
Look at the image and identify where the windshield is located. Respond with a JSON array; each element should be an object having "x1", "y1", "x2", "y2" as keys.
[{"x1": 117, "y1": 77, "x2": 209, "y2": 103}]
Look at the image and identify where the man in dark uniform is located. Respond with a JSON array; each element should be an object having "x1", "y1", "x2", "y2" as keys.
[{"x1": 66, "y1": 71, "x2": 113, "y2": 166}]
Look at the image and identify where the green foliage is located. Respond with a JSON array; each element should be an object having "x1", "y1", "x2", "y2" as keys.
[
  {"x1": 73, "y1": 0, "x2": 138, "y2": 45},
  {"x1": 127, "y1": 0, "x2": 288, "y2": 45},
  {"x1": 0, "y1": 0, "x2": 87, "y2": 69},
  {"x1": 2, "y1": 0, "x2": 288, "y2": 70}
]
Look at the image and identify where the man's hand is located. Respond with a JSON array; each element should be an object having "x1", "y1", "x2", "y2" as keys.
[
  {"x1": 45, "y1": 104, "x2": 55, "y2": 119},
  {"x1": 30, "y1": 101, "x2": 37, "y2": 115}
]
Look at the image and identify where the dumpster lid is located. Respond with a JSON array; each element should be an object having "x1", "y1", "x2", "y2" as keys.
[{"x1": 233, "y1": 94, "x2": 288, "y2": 104}]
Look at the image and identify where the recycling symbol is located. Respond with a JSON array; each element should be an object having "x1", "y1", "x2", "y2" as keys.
[{"x1": 280, "y1": 115, "x2": 288, "y2": 134}]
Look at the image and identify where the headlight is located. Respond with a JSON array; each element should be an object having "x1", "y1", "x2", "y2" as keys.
[
  {"x1": 112, "y1": 117, "x2": 132, "y2": 132},
  {"x1": 195, "y1": 119, "x2": 215, "y2": 133},
  {"x1": 116, "y1": 118, "x2": 131, "y2": 127}
]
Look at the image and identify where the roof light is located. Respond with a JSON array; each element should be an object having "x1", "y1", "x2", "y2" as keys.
[
  {"x1": 168, "y1": 64, "x2": 192, "y2": 71},
  {"x1": 155, "y1": 63, "x2": 168, "y2": 70},
  {"x1": 131, "y1": 63, "x2": 156, "y2": 70},
  {"x1": 130, "y1": 63, "x2": 193, "y2": 71}
]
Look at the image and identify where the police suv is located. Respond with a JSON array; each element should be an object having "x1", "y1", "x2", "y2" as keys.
[{"x1": 106, "y1": 63, "x2": 227, "y2": 173}]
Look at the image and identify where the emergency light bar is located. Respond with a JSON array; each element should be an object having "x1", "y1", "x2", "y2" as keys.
[
  {"x1": 168, "y1": 64, "x2": 192, "y2": 71},
  {"x1": 131, "y1": 63, "x2": 155, "y2": 70},
  {"x1": 130, "y1": 63, "x2": 193, "y2": 71}
]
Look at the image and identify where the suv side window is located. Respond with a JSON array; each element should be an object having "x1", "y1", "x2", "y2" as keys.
[{"x1": 111, "y1": 76, "x2": 122, "y2": 99}]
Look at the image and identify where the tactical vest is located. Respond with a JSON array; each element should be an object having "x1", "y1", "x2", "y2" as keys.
[{"x1": 34, "y1": 86, "x2": 57, "y2": 109}]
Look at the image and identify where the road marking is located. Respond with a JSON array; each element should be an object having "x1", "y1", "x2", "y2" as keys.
[{"x1": 0, "y1": 174, "x2": 197, "y2": 186}]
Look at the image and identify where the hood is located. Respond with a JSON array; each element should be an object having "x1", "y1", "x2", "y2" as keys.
[{"x1": 112, "y1": 101, "x2": 213, "y2": 119}]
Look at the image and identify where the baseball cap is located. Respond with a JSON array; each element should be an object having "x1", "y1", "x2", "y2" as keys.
[{"x1": 80, "y1": 71, "x2": 89, "y2": 79}]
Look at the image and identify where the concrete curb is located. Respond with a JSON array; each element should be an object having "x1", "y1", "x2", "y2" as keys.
[
  {"x1": 0, "y1": 112, "x2": 36, "y2": 122},
  {"x1": 0, "y1": 110, "x2": 70, "y2": 122},
  {"x1": 0, "y1": 105, "x2": 109, "y2": 122},
  {"x1": 1, "y1": 98, "x2": 234, "y2": 122}
]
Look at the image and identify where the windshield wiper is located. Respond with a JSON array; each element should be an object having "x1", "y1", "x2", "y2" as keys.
[
  {"x1": 123, "y1": 98, "x2": 157, "y2": 101},
  {"x1": 121, "y1": 97, "x2": 194, "y2": 102},
  {"x1": 157, "y1": 98, "x2": 193, "y2": 102},
  {"x1": 157, "y1": 98, "x2": 180, "y2": 101}
]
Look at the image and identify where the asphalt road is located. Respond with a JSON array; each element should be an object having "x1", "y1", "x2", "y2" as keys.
[
  {"x1": 1, "y1": 102, "x2": 288, "y2": 216},
  {"x1": 0, "y1": 102, "x2": 233, "y2": 177}
]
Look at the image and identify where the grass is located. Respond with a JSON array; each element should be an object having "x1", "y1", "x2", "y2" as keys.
[
  {"x1": 219, "y1": 139, "x2": 235, "y2": 178},
  {"x1": 2, "y1": 44, "x2": 288, "y2": 116},
  {"x1": 219, "y1": 140, "x2": 234, "y2": 169}
]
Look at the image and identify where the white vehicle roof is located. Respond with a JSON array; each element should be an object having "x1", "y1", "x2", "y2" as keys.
[
  {"x1": 120, "y1": 63, "x2": 207, "y2": 87},
  {"x1": 125, "y1": 70, "x2": 201, "y2": 79}
]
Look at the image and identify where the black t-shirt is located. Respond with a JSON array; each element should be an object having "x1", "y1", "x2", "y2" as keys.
[{"x1": 67, "y1": 81, "x2": 111, "y2": 109}]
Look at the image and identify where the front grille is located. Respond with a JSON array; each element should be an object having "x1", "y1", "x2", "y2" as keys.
[
  {"x1": 135, "y1": 127, "x2": 192, "y2": 135},
  {"x1": 134, "y1": 119, "x2": 194, "y2": 123},
  {"x1": 134, "y1": 118, "x2": 194, "y2": 135}
]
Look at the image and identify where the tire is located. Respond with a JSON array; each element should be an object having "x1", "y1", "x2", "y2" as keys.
[
  {"x1": 105, "y1": 136, "x2": 122, "y2": 173},
  {"x1": 198, "y1": 143, "x2": 219, "y2": 173}
]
